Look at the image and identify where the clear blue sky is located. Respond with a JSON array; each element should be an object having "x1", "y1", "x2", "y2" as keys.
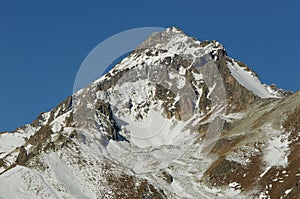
[{"x1": 1, "y1": 1, "x2": 299, "y2": 131}]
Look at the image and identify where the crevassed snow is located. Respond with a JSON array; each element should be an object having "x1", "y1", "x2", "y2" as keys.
[{"x1": 227, "y1": 61, "x2": 274, "y2": 98}]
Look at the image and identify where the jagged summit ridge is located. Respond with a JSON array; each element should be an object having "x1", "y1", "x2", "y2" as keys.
[
  {"x1": 138, "y1": 27, "x2": 225, "y2": 60},
  {"x1": 98, "y1": 27, "x2": 282, "y2": 102}
]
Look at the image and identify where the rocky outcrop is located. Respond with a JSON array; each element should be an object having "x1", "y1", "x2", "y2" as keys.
[
  {"x1": 16, "y1": 146, "x2": 27, "y2": 165},
  {"x1": 28, "y1": 125, "x2": 53, "y2": 146},
  {"x1": 106, "y1": 171, "x2": 166, "y2": 199},
  {"x1": 95, "y1": 100, "x2": 120, "y2": 140}
]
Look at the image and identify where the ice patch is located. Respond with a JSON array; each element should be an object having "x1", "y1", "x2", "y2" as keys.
[{"x1": 227, "y1": 61, "x2": 274, "y2": 98}]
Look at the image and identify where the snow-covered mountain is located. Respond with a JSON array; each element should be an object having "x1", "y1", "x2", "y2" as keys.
[{"x1": 0, "y1": 27, "x2": 299, "y2": 199}]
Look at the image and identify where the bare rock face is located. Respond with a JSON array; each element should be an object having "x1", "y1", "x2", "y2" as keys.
[
  {"x1": 95, "y1": 100, "x2": 120, "y2": 140},
  {"x1": 16, "y1": 146, "x2": 27, "y2": 165},
  {"x1": 216, "y1": 57, "x2": 260, "y2": 112},
  {"x1": 28, "y1": 125, "x2": 53, "y2": 146}
]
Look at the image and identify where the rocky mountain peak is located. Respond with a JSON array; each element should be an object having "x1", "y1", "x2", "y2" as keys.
[{"x1": 0, "y1": 27, "x2": 299, "y2": 199}]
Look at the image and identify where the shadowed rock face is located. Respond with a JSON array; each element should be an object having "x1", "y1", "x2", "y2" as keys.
[
  {"x1": 16, "y1": 146, "x2": 27, "y2": 165},
  {"x1": 28, "y1": 125, "x2": 54, "y2": 146},
  {"x1": 95, "y1": 100, "x2": 120, "y2": 140},
  {"x1": 215, "y1": 58, "x2": 259, "y2": 112},
  {"x1": 0, "y1": 27, "x2": 298, "y2": 198}
]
